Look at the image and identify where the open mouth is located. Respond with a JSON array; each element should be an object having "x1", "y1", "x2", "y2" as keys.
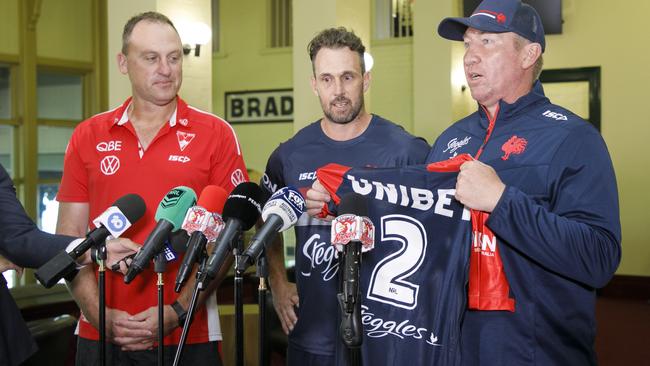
[
  {"x1": 468, "y1": 72, "x2": 482, "y2": 81},
  {"x1": 332, "y1": 99, "x2": 350, "y2": 109}
]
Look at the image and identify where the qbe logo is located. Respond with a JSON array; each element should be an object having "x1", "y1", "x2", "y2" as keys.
[{"x1": 107, "y1": 212, "x2": 127, "y2": 233}]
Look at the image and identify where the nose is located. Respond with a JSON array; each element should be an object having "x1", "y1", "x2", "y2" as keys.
[
  {"x1": 157, "y1": 59, "x2": 172, "y2": 76},
  {"x1": 464, "y1": 47, "x2": 479, "y2": 67},
  {"x1": 334, "y1": 78, "x2": 345, "y2": 96}
]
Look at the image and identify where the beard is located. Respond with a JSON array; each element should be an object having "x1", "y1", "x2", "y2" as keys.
[{"x1": 321, "y1": 93, "x2": 364, "y2": 125}]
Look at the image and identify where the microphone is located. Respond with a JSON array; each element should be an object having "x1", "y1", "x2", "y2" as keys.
[
  {"x1": 197, "y1": 182, "x2": 262, "y2": 288},
  {"x1": 35, "y1": 194, "x2": 146, "y2": 288},
  {"x1": 332, "y1": 192, "x2": 375, "y2": 348},
  {"x1": 175, "y1": 185, "x2": 228, "y2": 293},
  {"x1": 124, "y1": 186, "x2": 197, "y2": 284},
  {"x1": 237, "y1": 186, "x2": 305, "y2": 272}
]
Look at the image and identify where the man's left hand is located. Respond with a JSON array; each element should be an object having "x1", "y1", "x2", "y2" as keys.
[
  {"x1": 455, "y1": 160, "x2": 506, "y2": 212},
  {"x1": 114, "y1": 305, "x2": 178, "y2": 351}
]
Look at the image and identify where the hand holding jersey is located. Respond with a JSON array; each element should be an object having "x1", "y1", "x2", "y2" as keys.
[
  {"x1": 305, "y1": 179, "x2": 334, "y2": 220},
  {"x1": 312, "y1": 158, "x2": 507, "y2": 216},
  {"x1": 456, "y1": 160, "x2": 506, "y2": 212}
]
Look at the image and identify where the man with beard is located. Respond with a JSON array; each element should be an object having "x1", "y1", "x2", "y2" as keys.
[{"x1": 259, "y1": 27, "x2": 429, "y2": 365}]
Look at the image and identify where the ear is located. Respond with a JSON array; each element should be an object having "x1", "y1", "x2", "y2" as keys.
[
  {"x1": 362, "y1": 71, "x2": 371, "y2": 93},
  {"x1": 117, "y1": 53, "x2": 128, "y2": 75},
  {"x1": 521, "y1": 42, "x2": 542, "y2": 70},
  {"x1": 311, "y1": 75, "x2": 319, "y2": 97}
]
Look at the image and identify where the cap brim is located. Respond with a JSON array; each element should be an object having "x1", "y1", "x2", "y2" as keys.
[{"x1": 438, "y1": 16, "x2": 510, "y2": 41}]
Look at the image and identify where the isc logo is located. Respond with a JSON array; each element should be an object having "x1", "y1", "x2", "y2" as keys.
[
  {"x1": 542, "y1": 110, "x2": 568, "y2": 121},
  {"x1": 169, "y1": 155, "x2": 191, "y2": 163},
  {"x1": 298, "y1": 171, "x2": 316, "y2": 181}
]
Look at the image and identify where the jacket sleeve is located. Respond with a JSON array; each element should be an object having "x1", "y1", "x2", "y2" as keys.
[
  {"x1": 487, "y1": 126, "x2": 621, "y2": 288},
  {"x1": 0, "y1": 164, "x2": 75, "y2": 268}
]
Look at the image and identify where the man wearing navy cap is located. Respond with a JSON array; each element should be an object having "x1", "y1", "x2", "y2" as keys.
[{"x1": 428, "y1": 0, "x2": 621, "y2": 364}]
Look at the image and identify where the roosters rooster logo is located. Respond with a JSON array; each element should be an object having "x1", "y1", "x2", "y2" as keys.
[{"x1": 501, "y1": 135, "x2": 527, "y2": 161}]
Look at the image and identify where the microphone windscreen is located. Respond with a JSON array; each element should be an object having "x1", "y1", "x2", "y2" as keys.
[
  {"x1": 112, "y1": 193, "x2": 146, "y2": 223},
  {"x1": 198, "y1": 185, "x2": 229, "y2": 214},
  {"x1": 223, "y1": 182, "x2": 262, "y2": 231},
  {"x1": 154, "y1": 186, "x2": 197, "y2": 231},
  {"x1": 261, "y1": 186, "x2": 305, "y2": 232},
  {"x1": 338, "y1": 192, "x2": 368, "y2": 217}
]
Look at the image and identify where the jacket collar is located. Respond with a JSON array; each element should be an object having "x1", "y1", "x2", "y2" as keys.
[{"x1": 477, "y1": 80, "x2": 549, "y2": 128}]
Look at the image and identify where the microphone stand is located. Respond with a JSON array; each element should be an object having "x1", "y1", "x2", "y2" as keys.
[
  {"x1": 173, "y1": 252, "x2": 207, "y2": 366},
  {"x1": 97, "y1": 243, "x2": 107, "y2": 366},
  {"x1": 154, "y1": 252, "x2": 167, "y2": 366},
  {"x1": 256, "y1": 250, "x2": 268, "y2": 366},
  {"x1": 338, "y1": 241, "x2": 362, "y2": 366},
  {"x1": 233, "y1": 233, "x2": 245, "y2": 366}
]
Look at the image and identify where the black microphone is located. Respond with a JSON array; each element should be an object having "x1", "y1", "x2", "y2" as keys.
[
  {"x1": 124, "y1": 186, "x2": 197, "y2": 284},
  {"x1": 175, "y1": 185, "x2": 228, "y2": 293},
  {"x1": 197, "y1": 182, "x2": 262, "y2": 289},
  {"x1": 333, "y1": 192, "x2": 374, "y2": 348},
  {"x1": 237, "y1": 186, "x2": 305, "y2": 272},
  {"x1": 35, "y1": 193, "x2": 146, "y2": 288}
]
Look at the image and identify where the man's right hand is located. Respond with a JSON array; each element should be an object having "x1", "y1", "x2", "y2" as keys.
[
  {"x1": 271, "y1": 279, "x2": 299, "y2": 335},
  {"x1": 107, "y1": 308, "x2": 154, "y2": 349},
  {"x1": 305, "y1": 179, "x2": 334, "y2": 220}
]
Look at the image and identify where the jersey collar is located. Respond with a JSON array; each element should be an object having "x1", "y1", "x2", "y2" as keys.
[{"x1": 112, "y1": 96, "x2": 191, "y2": 128}]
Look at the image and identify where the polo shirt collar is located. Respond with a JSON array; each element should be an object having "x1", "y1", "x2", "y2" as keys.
[{"x1": 113, "y1": 96, "x2": 190, "y2": 127}]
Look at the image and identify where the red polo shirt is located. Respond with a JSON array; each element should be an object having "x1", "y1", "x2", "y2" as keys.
[{"x1": 58, "y1": 96, "x2": 249, "y2": 345}]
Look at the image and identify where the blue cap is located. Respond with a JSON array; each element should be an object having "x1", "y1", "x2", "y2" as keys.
[{"x1": 438, "y1": 0, "x2": 545, "y2": 52}]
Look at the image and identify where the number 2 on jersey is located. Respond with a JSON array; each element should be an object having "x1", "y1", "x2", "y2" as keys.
[{"x1": 367, "y1": 214, "x2": 427, "y2": 309}]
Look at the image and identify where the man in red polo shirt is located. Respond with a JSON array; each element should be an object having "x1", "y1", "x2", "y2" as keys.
[{"x1": 56, "y1": 11, "x2": 247, "y2": 365}]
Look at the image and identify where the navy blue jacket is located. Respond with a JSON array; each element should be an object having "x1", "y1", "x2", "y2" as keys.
[
  {"x1": 427, "y1": 82, "x2": 621, "y2": 365},
  {"x1": 0, "y1": 164, "x2": 74, "y2": 366}
]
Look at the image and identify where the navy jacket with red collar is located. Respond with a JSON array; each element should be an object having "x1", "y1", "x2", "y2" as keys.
[{"x1": 427, "y1": 81, "x2": 621, "y2": 366}]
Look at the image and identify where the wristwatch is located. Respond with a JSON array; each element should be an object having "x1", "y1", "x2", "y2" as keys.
[{"x1": 171, "y1": 300, "x2": 188, "y2": 327}]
